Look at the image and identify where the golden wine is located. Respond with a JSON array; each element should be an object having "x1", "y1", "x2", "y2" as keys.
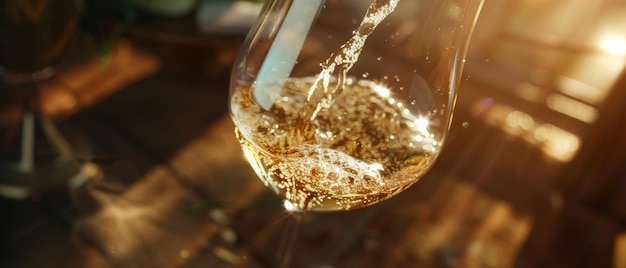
[{"x1": 231, "y1": 78, "x2": 440, "y2": 211}]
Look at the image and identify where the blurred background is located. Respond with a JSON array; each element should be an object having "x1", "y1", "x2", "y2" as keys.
[{"x1": 0, "y1": 0, "x2": 625, "y2": 267}]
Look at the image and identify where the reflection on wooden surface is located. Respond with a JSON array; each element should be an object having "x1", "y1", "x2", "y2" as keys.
[{"x1": 0, "y1": 39, "x2": 160, "y2": 126}]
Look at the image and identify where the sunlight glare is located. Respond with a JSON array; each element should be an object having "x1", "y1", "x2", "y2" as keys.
[
  {"x1": 283, "y1": 200, "x2": 300, "y2": 212},
  {"x1": 414, "y1": 117, "x2": 430, "y2": 134},
  {"x1": 372, "y1": 83, "x2": 391, "y2": 98},
  {"x1": 600, "y1": 34, "x2": 626, "y2": 55}
]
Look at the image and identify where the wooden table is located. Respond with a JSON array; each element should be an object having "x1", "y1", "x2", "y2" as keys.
[{"x1": 1, "y1": 36, "x2": 623, "y2": 268}]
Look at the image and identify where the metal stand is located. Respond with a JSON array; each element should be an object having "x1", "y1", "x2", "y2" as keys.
[{"x1": 0, "y1": 74, "x2": 98, "y2": 200}]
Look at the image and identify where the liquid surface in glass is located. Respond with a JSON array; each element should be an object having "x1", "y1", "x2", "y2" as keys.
[
  {"x1": 231, "y1": 77, "x2": 439, "y2": 211},
  {"x1": 231, "y1": 0, "x2": 446, "y2": 211}
]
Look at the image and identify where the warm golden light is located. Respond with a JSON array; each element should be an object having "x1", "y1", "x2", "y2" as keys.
[
  {"x1": 506, "y1": 110, "x2": 535, "y2": 131},
  {"x1": 283, "y1": 200, "x2": 299, "y2": 212},
  {"x1": 372, "y1": 82, "x2": 392, "y2": 98},
  {"x1": 600, "y1": 34, "x2": 626, "y2": 55},
  {"x1": 414, "y1": 117, "x2": 430, "y2": 134},
  {"x1": 614, "y1": 232, "x2": 626, "y2": 268},
  {"x1": 480, "y1": 102, "x2": 581, "y2": 162},
  {"x1": 556, "y1": 76, "x2": 607, "y2": 105},
  {"x1": 545, "y1": 93, "x2": 599, "y2": 124},
  {"x1": 514, "y1": 82, "x2": 544, "y2": 103},
  {"x1": 538, "y1": 125, "x2": 580, "y2": 162}
]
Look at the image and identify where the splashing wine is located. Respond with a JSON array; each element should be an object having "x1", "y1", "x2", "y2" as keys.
[
  {"x1": 230, "y1": 0, "x2": 484, "y2": 265},
  {"x1": 231, "y1": 0, "x2": 484, "y2": 213},
  {"x1": 299, "y1": 0, "x2": 400, "y2": 125},
  {"x1": 231, "y1": 0, "x2": 426, "y2": 210},
  {"x1": 232, "y1": 77, "x2": 437, "y2": 211},
  {"x1": 230, "y1": 0, "x2": 436, "y2": 211}
]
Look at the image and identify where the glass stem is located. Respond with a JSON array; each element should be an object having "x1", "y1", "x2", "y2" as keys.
[{"x1": 275, "y1": 211, "x2": 304, "y2": 268}]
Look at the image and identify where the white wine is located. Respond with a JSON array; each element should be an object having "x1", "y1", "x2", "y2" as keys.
[
  {"x1": 299, "y1": 0, "x2": 400, "y2": 124},
  {"x1": 230, "y1": 0, "x2": 436, "y2": 211},
  {"x1": 231, "y1": 78, "x2": 440, "y2": 211}
]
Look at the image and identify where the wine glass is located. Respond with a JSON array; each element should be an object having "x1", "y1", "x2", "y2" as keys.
[
  {"x1": 229, "y1": 0, "x2": 483, "y2": 265},
  {"x1": 0, "y1": 0, "x2": 96, "y2": 199}
]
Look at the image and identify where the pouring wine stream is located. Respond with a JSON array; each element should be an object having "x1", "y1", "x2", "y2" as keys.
[
  {"x1": 272, "y1": 0, "x2": 400, "y2": 266},
  {"x1": 300, "y1": 0, "x2": 400, "y2": 123}
]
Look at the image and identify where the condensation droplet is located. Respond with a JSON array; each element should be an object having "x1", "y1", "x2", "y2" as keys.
[{"x1": 462, "y1": 122, "x2": 470, "y2": 128}]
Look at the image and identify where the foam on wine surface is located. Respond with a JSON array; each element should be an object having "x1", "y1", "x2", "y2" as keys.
[
  {"x1": 232, "y1": 78, "x2": 438, "y2": 211},
  {"x1": 230, "y1": 0, "x2": 436, "y2": 211}
]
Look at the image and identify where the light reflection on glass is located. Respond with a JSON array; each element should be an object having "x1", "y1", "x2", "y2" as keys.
[
  {"x1": 372, "y1": 83, "x2": 391, "y2": 98},
  {"x1": 414, "y1": 117, "x2": 430, "y2": 135},
  {"x1": 283, "y1": 199, "x2": 299, "y2": 212}
]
